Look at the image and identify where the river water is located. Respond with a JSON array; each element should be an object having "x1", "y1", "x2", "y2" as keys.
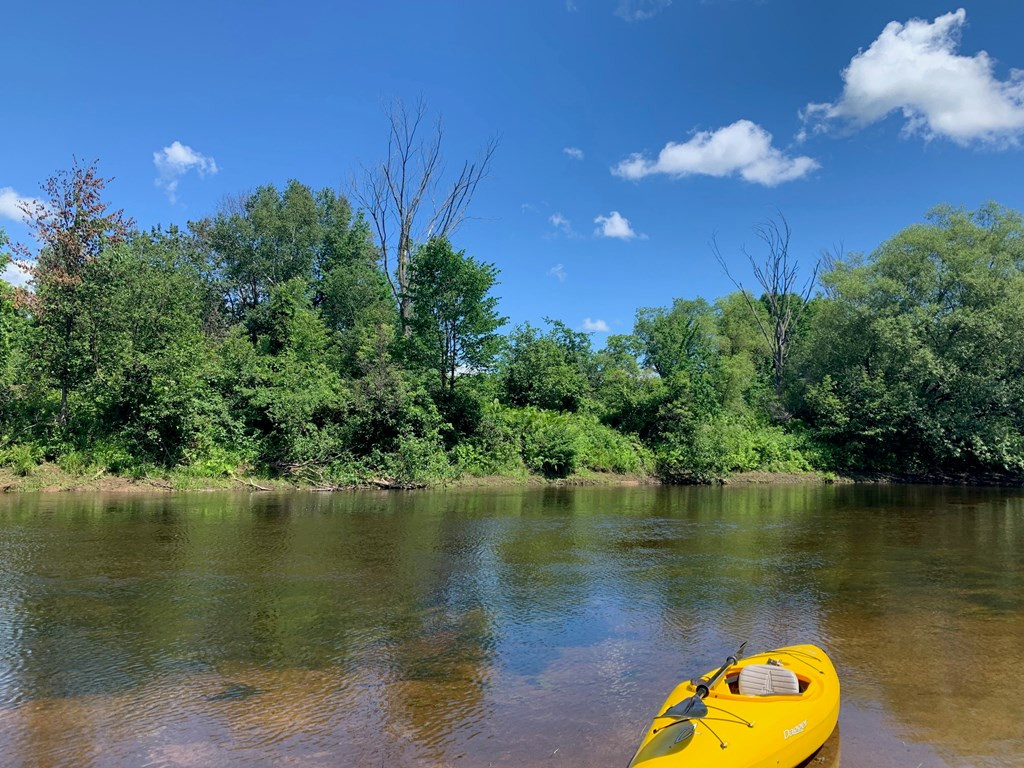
[{"x1": 0, "y1": 485, "x2": 1020, "y2": 767}]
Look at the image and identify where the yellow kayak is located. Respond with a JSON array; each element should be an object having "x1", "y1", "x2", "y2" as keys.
[{"x1": 629, "y1": 644, "x2": 840, "y2": 768}]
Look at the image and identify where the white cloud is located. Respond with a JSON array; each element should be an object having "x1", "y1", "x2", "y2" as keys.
[
  {"x1": 594, "y1": 211, "x2": 641, "y2": 240},
  {"x1": 548, "y1": 264, "x2": 567, "y2": 282},
  {"x1": 153, "y1": 141, "x2": 218, "y2": 203},
  {"x1": 563, "y1": 146, "x2": 584, "y2": 159},
  {"x1": 613, "y1": 120, "x2": 818, "y2": 186},
  {"x1": 549, "y1": 212, "x2": 574, "y2": 236},
  {"x1": 582, "y1": 318, "x2": 610, "y2": 332},
  {"x1": 1, "y1": 260, "x2": 31, "y2": 288},
  {"x1": 616, "y1": 0, "x2": 671, "y2": 22},
  {"x1": 0, "y1": 187, "x2": 42, "y2": 223},
  {"x1": 804, "y1": 9, "x2": 1024, "y2": 145}
]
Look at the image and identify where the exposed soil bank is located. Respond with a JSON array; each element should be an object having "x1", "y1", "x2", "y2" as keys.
[
  {"x1": 0, "y1": 464, "x2": 286, "y2": 495},
  {"x1": 0, "y1": 464, "x2": 844, "y2": 494},
  {"x1": 0, "y1": 464, "x2": 667, "y2": 495},
  {"x1": 720, "y1": 470, "x2": 843, "y2": 485},
  {"x1": 4, "y1": 464, "x2": 1018, "y2": 495}
]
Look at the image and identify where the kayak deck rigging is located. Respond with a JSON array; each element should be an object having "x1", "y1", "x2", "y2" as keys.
[{"x1": 629, "y1": 644, "x2": 841, "y2": 768}]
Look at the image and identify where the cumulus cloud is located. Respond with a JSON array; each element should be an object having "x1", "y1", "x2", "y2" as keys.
[
  {"x1": 582, "y1": 318, "x2": 610, "y2": 332},
  {"x1": 594, "y1": 211, "x2": 641, "y2": 240},
  {"x1": 804, "y1": 9, "x2": 1024, "y2": 145},
  {"x1": 549, "y1": 263, "x2": 567, "y2": 282},
  {"x1": 0, "y1": 187, "x2": 42, "y2": 223},
  {"x1": 613, "y1": 120, "x2": 818, "y2": 186},
  {"x1": 615, "y1": 0, "x2": 671, "y2": 22},
  {"x1": 563, "y1": 146, "x2": 584, "y2": 159},
  {"x1": 153, "y1": 141, "x2": 218, "y2": 203}
]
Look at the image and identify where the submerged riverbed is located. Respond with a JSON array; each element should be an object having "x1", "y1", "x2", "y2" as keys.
[{"x1": 0, "y1": 485, "x2": 1020, "y2": 767}]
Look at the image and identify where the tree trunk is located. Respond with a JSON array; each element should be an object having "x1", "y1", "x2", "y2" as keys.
[{"x1": 59, "y1": 384, "x2": 68, "y2": 426}]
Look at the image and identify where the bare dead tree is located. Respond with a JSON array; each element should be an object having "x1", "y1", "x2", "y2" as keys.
[
  {"x1": 354, "y1": 99, "x2": 497, "y2": 332},
  {"x1": 818, "y1": 241, "x2": 845, "y2": 299},
  {"x1": 712, "y1": 213, "x2": 819, "y2": 399}
]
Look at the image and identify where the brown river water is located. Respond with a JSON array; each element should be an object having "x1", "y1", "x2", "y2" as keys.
[{"x1": 0, "y1": 485, "x2": 1020, "y2": 768}]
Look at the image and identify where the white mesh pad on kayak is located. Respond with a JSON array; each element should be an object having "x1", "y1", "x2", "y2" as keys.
[{"x1": 738, "y1": 664, "x2": 800, "y2": 696}]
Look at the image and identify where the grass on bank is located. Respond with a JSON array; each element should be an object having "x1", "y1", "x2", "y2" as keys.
[{"x1": 0, "y1": 406, "x2": 837, "y2": 493}]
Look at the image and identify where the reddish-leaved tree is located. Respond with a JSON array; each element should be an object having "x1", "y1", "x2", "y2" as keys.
[{"x1": 13, "y1": 158, "x2": 133, "y2": 425}]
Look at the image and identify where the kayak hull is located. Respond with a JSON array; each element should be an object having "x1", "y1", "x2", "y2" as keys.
[{"x1": 629, "y1": 644, "x2": 840, "y2": 768}]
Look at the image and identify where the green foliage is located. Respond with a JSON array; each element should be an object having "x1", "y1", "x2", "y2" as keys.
[
  {"x1": 656, "y1": 416, "x2": 813, "y2": 483},
  {"x1": 407, "y1": 238, "x2": 506, "y2": 399},
  {"x1": 451, "y1": 399, "x2": 524, "y2": 476},
  {"x1": 204, "y1": 181, "x2": 342, "y2": 316},
  {"x1": 73, "y1": 240, "x2": 214, "y2": 465},
  {"x1": 6, "y1": 163, "x2": 1023, "y2": 489},
  {"x1": 634, "y1": 298, "x2": 717, "y2": 378},
  {"x1": 797, "y1": 203, "x2": 1024, "y2": 474},
  {"x1": 512, "y1": 408, "x2": 583, "y2": 477},
  {"x1": 0, "y1": 243, "x2": 21, "y2": 416},
  {"x1": 499, "y1": 320, "x2": 594, "y2": 412},
  {"x1": 384, "y1": 432, "x2": 455, "y2": 485},
  {"x1": 0, "y1": 443, "x2": 43, "y2": 477},
  {"x1": 506, "y1": 407, "x2": 652, "y2": 478},
  {"x1": 592, "y1": 334, "x2": 666, "y2": 439},
  {"x1": 12, "y1": 160, "x2": 133, "y2": 429},
  {"x1": 217, "y1": 280, "x2": 349, "y2": 472}
]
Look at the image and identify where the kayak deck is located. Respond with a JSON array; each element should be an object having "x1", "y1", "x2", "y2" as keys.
[{"x1": 629, "y1": 644, "x2": 840, "y2": 768}]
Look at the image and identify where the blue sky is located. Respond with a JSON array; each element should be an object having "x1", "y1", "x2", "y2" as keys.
[{"x1": 4, "y1": 1, "x2": 1024, "y2": 339}]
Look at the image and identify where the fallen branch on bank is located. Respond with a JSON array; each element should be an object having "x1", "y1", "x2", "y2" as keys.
[{"x1": 230, "y1": 474, "x2": 273, "y2": 492}]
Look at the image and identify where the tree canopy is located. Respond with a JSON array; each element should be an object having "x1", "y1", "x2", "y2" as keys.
[{"x1": 3, "y1": 160, "x2": 1022, "y2": 486}]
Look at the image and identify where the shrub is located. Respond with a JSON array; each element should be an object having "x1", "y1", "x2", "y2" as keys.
[
  {"x1": 179, "y1": 443, "x2": 253, "y2": 479},
  {"x1": 0, "y1": 443, "x2": 43, "y2": 477},
  {"x1": 389, "y1": 432, "x2": 454, "y2": 485},
  {"x1": 510, "y1": 408, "x2": 583, "y2": 478},
  {"x1": 655, "y1": 424, "x2": 727, "y2": 484},
  {"x1": 501, "y1": 406, "x2": 653, "y2": 479},
  {"x1": 577, "y1": 419, "x2": 653, "y2": 474},
  {"x1": 57, "y1": 448, "x2": 98, "y2": 475},
  {"x1": 655, "y1": 415, "x2": 816, "y2": 483}
]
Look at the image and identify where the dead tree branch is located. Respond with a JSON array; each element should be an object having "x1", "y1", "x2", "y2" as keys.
[
  {"x1": 354, "y1": 99, "x2": 497, "y2": 332},
  {"x1": 712, "y1": 213, "x2": 819, "y2": 399}
]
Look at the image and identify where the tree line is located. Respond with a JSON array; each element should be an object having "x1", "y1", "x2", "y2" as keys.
[{"x1": 2, "y1": 156, "x2": 1024, "y2": 486}]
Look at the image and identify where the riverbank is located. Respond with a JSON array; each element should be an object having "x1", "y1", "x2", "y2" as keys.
[
  {"x1": 0, "y1": 463, "x2": 662, "y2": 494},
  {"x1": 8, "y1": 462, "x2": 1018, "y2": 495},
  {"x1": 0, "y1": 463, "x2": 850, "y2": 494}
]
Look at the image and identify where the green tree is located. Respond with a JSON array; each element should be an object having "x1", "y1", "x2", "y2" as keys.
[
  {"x1": 202, "y1": 182, "x2": 363, "y2": 322},
  {"x1": 591, "y1": 334, "x2": 665, "y2": 439},
  {"x1": 12, "y1": 159, "x2": 133, "y2": 426},
  {"x1": 499, "y1": 320, "x2": 595, "y2": 412},
  {"x1": 0, "y1": 230, "x2": 20, "y2": 410},
  {"x1": 316, "y1": 214, "x2": 395, "y2": 375},
  {"x1": 72, "y1": 235, "x2": 216, "y2": 466},
  {"x1": 714, "y1": 292, "x2": 775, "y2": 416},
  {"x1": 407, "y1": 238, "x2": 505, "y2": 399},
  {"x1": 217, "y1": 278, "x2": 347, "y2": 471},
  {"x1": 798, "y1": 204, "x2": 1024, "y2": 473},
  {"x1": 634, "y1": 298, "x2": 717, "y2": 378}
]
